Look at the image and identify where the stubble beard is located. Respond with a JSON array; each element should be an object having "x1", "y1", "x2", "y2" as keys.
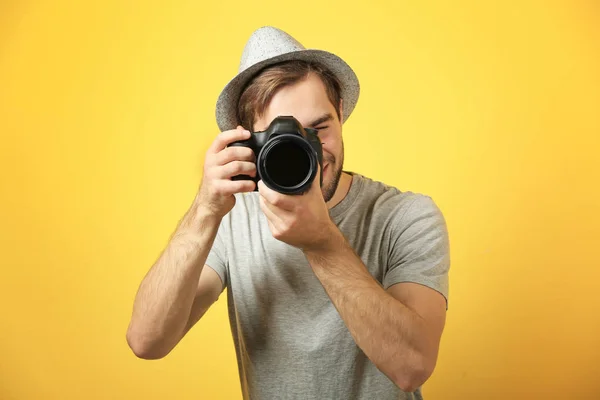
[{"x1": 322, "y1": 146, "x2": 344, "y2": 203}]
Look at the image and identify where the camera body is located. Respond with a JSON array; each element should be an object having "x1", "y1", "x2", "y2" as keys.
[{"x1": 228, "y1": 116, "x2": 323, "y2": 195}]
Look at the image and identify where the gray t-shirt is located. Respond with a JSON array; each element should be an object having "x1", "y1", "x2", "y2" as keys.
[{"x1": 206, "y1": 172, "x2": 450, "y2": 400}]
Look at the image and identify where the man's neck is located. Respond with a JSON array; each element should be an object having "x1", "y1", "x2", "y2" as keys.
[{"x1": 326, "y1": 172, "x2": 353, "y2": 210}]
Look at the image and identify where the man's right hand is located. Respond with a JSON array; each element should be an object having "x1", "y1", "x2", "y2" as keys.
[{"x1": 197, "y1": 126, "x2": 257, "y2": 219}]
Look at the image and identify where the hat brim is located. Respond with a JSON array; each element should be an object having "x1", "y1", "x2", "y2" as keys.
[{"x1": 215, "y1": 49, "x2": 360, "y2": 132}]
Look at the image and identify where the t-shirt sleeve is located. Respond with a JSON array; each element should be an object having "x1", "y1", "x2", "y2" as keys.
[
  {"x1": 383, "y1": 195, "x2": 450, "y2": 307},
  {"x1": 205, "y1": 217, "x2": 229, "y2": 289}
]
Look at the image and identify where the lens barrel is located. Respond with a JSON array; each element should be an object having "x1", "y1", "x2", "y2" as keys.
[{"x1": 258, "y1": 134, "x2": 318, "y2": 195}]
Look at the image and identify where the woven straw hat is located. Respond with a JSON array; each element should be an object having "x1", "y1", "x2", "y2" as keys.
[{"x1": 215, "y1": 26, "x2": 360, "y2": 132}]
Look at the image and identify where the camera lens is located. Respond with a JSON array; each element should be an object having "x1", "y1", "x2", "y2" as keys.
[
  {"x1": 264, "y1": 140, "x2": 311, "y2": 188},
  {"x1": 257, "y1": 133, "x2": 319, "y2": 195}
]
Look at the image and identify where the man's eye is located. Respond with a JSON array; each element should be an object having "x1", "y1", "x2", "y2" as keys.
[{"x1": 314, "y1": 126, "x2": 328, "y2": 131}]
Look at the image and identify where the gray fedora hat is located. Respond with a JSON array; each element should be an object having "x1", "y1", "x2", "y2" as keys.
[{"x1": 215, "y1": 26, "x2": 360, "y2": 132}]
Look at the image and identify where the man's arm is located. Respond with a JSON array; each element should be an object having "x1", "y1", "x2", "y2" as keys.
[
  {"x1": 126, "y1": 126, "x2": 257, "y2": 360},
  {"x1": 304, "y1": 230, "x2": 446, "y2": 393},
  {"x1": 126, "y1": 201, "x2": 224, "y2": 360}
]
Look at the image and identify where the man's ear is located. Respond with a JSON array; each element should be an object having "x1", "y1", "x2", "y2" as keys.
[{"x1": 339, "y1": 98, "x2": 344, "y2": 123}]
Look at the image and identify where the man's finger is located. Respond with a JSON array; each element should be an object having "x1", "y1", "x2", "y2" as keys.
[
  {"x1": 257, "y1": 180, "x2": 295, "y2": 211},
  {"x1": 259, "y1": 194, "x2": 286, "y2": 229},
  {"x1": 214, "y1": 146, "x2": 256, "y2": 166},
  {"x1": 214, "y1": 179, "x2": 256, "y2": 195},
  {"x1": 208, "y1": 126, "x2": 251, "y2": 154}
]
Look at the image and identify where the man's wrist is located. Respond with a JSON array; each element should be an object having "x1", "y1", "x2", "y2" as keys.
[
  {"x1": 177, "y1": 199, "x2": 223, "y2": 236},
  {"x1": 303, "y1": 221, "x2": 345, "y2": 257}
]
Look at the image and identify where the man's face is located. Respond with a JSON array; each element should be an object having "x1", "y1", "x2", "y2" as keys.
[{"x1": 253, "y1": 73, "x2": 344, "y2": 203}]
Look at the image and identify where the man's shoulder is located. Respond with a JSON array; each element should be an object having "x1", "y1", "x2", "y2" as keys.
[{"x1": 351, "y1": 172, "x2": 440, "y2": 218}]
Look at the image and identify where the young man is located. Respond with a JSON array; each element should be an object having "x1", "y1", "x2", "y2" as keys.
[{"x1": 127, "y1": 26, "x2": 450, "y2": 400}]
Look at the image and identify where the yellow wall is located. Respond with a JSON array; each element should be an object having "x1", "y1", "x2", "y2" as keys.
[{"x1": 1, "y1": 1, "x2": 599, "y2": 399}]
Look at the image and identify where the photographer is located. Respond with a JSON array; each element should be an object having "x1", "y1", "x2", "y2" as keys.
[{"x1": 126, "y1": 26, "x2": 450, "y2": 400}]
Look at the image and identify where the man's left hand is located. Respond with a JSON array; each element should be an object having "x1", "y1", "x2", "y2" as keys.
[{"x1": 257, "y1": 167, "x2": 336, "y2": 251}]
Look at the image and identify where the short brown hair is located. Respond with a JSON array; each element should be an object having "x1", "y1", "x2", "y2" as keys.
[{"x1": 237, "y1": 60, "x2": 342, "y2": 130}]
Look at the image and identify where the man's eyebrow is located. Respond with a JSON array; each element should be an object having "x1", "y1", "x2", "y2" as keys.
[{"x1": 308, "y1": 113, "x2": 334, "y2": 127}]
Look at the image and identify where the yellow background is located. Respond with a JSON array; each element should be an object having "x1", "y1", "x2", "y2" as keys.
[{"x1": 1, "y1": 0, "x2": 599, "y2": 399}]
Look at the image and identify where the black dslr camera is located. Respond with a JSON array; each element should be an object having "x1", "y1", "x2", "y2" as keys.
[{"x1": 229, "y1": 116, "x2": 323, "y2": 195}]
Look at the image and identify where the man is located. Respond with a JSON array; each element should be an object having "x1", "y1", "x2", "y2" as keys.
[{"x1": 126, "y1": 26, "x2": 450, "y2": 400}]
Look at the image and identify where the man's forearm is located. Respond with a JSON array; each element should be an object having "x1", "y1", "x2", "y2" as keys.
[
  {"x1": 304, "y1": 228, "x2": 435, "y2": 392},
  {"x1": 126, "y1": 198, "x2": 221, "y2": 359}
]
